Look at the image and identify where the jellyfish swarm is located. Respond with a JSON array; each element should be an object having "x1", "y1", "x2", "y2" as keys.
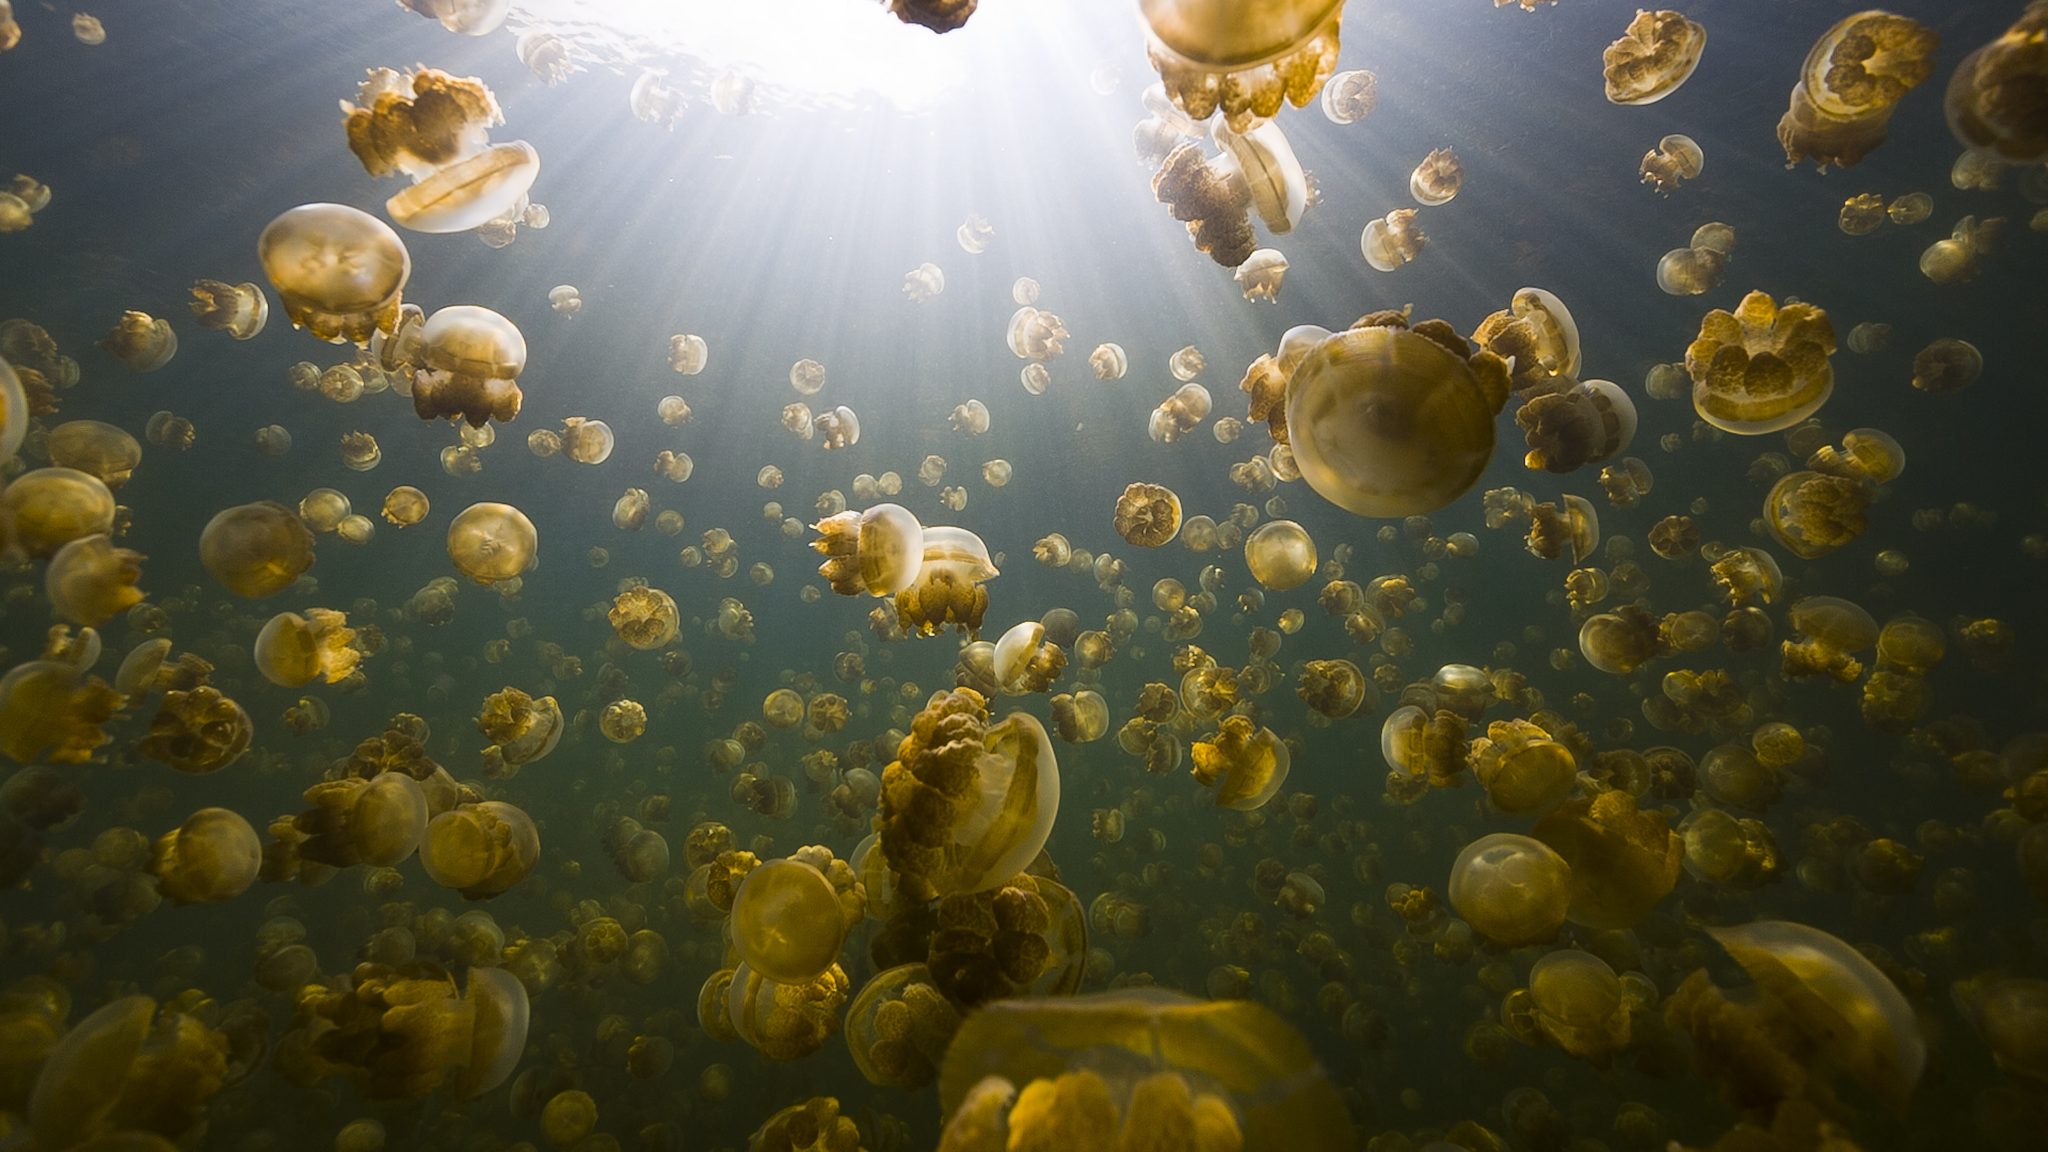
[
  {"x1": 1947, "y1": 3, "x2": 2048, "y2": 163},
  {"x1": 937, "y1": 989, "x2": 1355, "y2": 1151},
  {"x1": 1139, "y1": 0, "x2": 1345, "y2": 131},
  {"x1": 342, "y1": 67, "x2": 540, "y2": 234},
  {"x1": 1284, "y1": 316, "x2": 1510, "y2": 518},
  {"x1": 1777, "y1": 11, "x2": 1939, "y2": 171}
]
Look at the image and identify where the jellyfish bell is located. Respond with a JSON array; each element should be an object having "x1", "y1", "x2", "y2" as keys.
[
  {"x1": 730, "y1": 857, "x2": 849, "y2": 984},
  {"x1": 413, "y1": 305, "x2": 526, "y2": 427},
  {"x1": 1408, "y1": 147, "x2": 1463, "y2": 205},
  {"x1": 446, "y1": 502, "x2": 537, "y2": 584},
  {"x1": 1211, "y1": 117, "x2": 1307, "y2": 234},
  {"x1": 199, "y1": 500, "x2": 317, "y2": 598},
  {"x1": 1686, "y1": 289, "x2": 1836, "y2": 434},
  {"x1": 1243, "y1": 519, "x2": 1316, "y2": 590},
  {"x1": 398, "y1": 0, "x2": 511, "y2": 36},
  {"x1": 1139, "y1": 0, "x2": 1346, "y2": 131},
  {"x1": 1449, "y1": 833, "x2": 1571, "y2": 946},
  {"x1": 1946, "y1": 5, "x2": 2048, "y2": 163},
  {"x1": 258, "y1": 203, "x2": 412, "y2": 345},
  {"x1": 812, "y1": 502, "x2": 925, "y2": 597},
  {"x1": 1603, "y1": 9, "x2": 1707, "y2": 105}
]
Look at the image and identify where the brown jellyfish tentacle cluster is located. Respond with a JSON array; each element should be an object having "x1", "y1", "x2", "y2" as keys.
[
  {"x1": 886, "y1": 0, "x2": 977, "y2": 33},
  {"x1": 1151, "y1": 141, "x2": 1254, "y2": 269}
]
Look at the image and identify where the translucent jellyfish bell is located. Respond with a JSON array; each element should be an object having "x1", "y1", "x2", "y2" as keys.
[
  {"x1": 397, "y1": 0, "x2": 511, "y2": 36},
  {"x1": 257, "y1": 203, "x2": 412, "y2": 345},
  {"x1": 1449, "y1": 833, "x2": 1571, "y2": 946},
  {"x1": 1235, "y1": 248, "x2": 1288, "y2": 302},
  {"x1": 1243, "y1": 519, "x2": 1316, "y2": 590},
  {"x1": 412, "y1": 305, "x2": 527, "y2": 426},
  {"x1": 1212, "y1": 117, "x2": 1307, "y2": 234},
  {"x1": 1602, "y1": 9, "x2": 1707, "y2": 105},
  {"x1": 1360, "y1": 208, "x2": 1425, "y2": 271},
  {"x1": 446, "y1": 502, "x2": 537, "y2": 584},
  {"x1": 812, "y1": 502, "x2": 926, "y2": 597},
  {"x1": 875, "y1": 689, "x2": 1056, "y2": 900},
  {"x1": 388, "y1": 141, "x2": 540, "y2": 234},
  {"x1": 731, "y1": 858, "x2": 849, "y2": 984},
  {"x1": 1946, "y1": 5, "x2": 2048, "y2": 163},
  {"x1": 1139, "y1": 0, "x2": 1347, "y2": 131},
  {"x1": 1321, "y1": 67, "x2": 1377, "y2": 123},
  {"x1": 1408, "y1": 147, "x2": 1463, "y2": 205},
  {"x1": 1685, "y1": 289, "x2": 1836, "y2": 433}
]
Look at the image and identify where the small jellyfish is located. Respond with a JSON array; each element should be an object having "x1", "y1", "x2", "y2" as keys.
[
  {"x1": 950, "y1": 398, "x2": 991, "y2": 433},
  {"x1": 1090, "y1": 342, "x2": 1128, "y2": 380},
  {"x1": 1639, "y1": 134, "x2": 1704, "y2": 195},
  {"x1": 1945, "y1": 4, "x2": 2048, "y2": 163},
  {"x1": 515, "y1": 29, "x2": 576, "y2": 85},
  {"x1": 612, "y1": 487, "x2": 650, "y2": 531},
  {"x1": 1244, "y1": 519, "x2": 1316, "y2": 590},
  {"x1": 446, "y1": 502, "x2": 537, "y2": 584},
  {"x1": 903, "y1": 262, "x2": 945, "y2": 302},
  {"x1": 253, "y1": 608, "x2": 362, "y2": 687},
  {"x1": 382, "y1": 486, "x2": 430, "y2": 526},
  {"x1": 1235, "y1": 248, "x2": 1287, "y2": 302},
  {"x1": 790, "y1": 358, "x2": 826, "y2": 395},
  {"x1": 421, "y1": 800, "x2": 540, "y2": 899},
  {"x1": 1910, "y1": 337, "x2": 1982, "y2": 393},
  {"x1": 1839, "y1": 192, "x2": 1887, "y2": 235},
  {"x1": 1919, "y1": 214, "x2": 2004, "y2": 283},
  {"x1": 560, "y1": 416, "x2": 615, "y2": 463},
  {"x1": 258, "y1": 203, "x2": 412, "y2": 345},
  {"x1": 71, "y1": 13, "x2": 105, "y2": 45},
  {"x1": 957, "y1": 213, "x2": 994, "y2": 253},
  {"x1": 411, "y1": 305, "x2": 526, "y2": 427},
  {"x1": 1890, "y1": 191, "x2": 1933, "y2": 223},
  {"x1": 187, "y1": 280, "x2": 269, "y2": 339},
  {"x1": 200, "y1": 500, "x2": 316, "y2": 598},
  {"x1": 1409, "y1": 147, "x2": 1463, "y2": 205},
  {"x1": 396, "y1": 0, "x2": 510, "y2": 37},
  {"x1": 339, "y1": 431, "x2": 381, "y2": 471},
  {"x1": 1685, "y1": 289, "x2": 1836, "y2": 434},
  {"x1": 1777, "y1": 11, "x2": 1939, "y2": 170},
  {"x1": 1152, "y1": 142, "x2": 1254, "y2": 267},
  {"x1": 98, "y1": 311, "x2": 177, "y2": 372},
  {"x1": 45, "y1": 420, "x2": 141, "y2": 488},
  {"x1": 1114, "y1": 482, "x2": 1183, "y2": 547},
  {"x1": 546, "y1": 284, "x2": 581, "y2": 316},
  {"x1": 1148, "y1": 381, "x2": 1212, "y2": 443},
  {"x1": 629, "y1": 70, "x2": 687, "y2": 127},
  {"x1": 1322, "y1": 68, "x2": 1378, "y2": 123},
  {"x1": 1139, "y1": 0, "x2": 1345, "y2": 130},
  {"x1": 667, "y1": 333, "x2": 708, "y2": 375},
  {"x1": 1361, "y1": 207, "x2": 1426, "y2": 271},
  {"x1": 1603, "y1": 10, "x2": 1707, "y2": 105},
  {"x1": 1190, "y1": 714, "x2": 1290, "y2": 810},
  {"x1": 816, "y1": 406, "x2": 861, "y2": 450},
  {"x1": 1006, "y1": 306, "x2": 1068, "y2": 361},
  {"x1": 0, "y1": 2, "x2": 19, "y2": 51},
  {"x1": 1170, "y1": 345, "x2": 1205, "y2": 380}
]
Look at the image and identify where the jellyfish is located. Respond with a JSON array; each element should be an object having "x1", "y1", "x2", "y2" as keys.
[
  {"x1": 1655, "y1": 222, "x2": 1735, "y2": 295},
  {"x1": 559, "y1": 417, "x2": 614, "y2": 463},
  {"x1": 904, "y1": 262, "x2": 946, "y2": 302},
  {"x1": 1360, "y1": 207, "x2": 1426, "y2": 271},
  {"x1": 408, "y1": 305, "x2": 526, "y2": 427},
  {"x1": 1409, "y1": 147, "x2": 1463, "y2": 205},
  {"x1": 726, "y1": 962, "x2": 850, "y2": 1061},
  {"x1": 846, "y1": 965, "x2": 960, "y2": 1090},
  {"x1": 1471, "y1": 719, "x2": 1577, "y2": 813},
  {"x1": 812, "y1": 502, "x2": 925, "y2": 597},
  {"x1": 1149, "y1": 382, "x2": 1213, "y2": 443},
  {"x1": 1603, "y1": 10, "x2": 1706, "y2": 104},
  {"x1": 887, "y1": 0, "x2": 977, "y2": 32},
  {"x1": 254, "y1": 608, "x2": 361, "y2": 687},
  {"x1": 0, "y1": 2, "x2": 17, "y2": 51},
  {"x1": 1919, "y1": 214, "x2": 2003, "y2": 283},
  {"x1": 1910, "y1": 337, "x2": 1982, "y2": 392},
  {"x1": 1006, "y1": 307, "x2": 1068, "y2": 362},
  {"x1": 515, "y1": 29, "x2": 576, "y2": 85},
  {"x1": 1243, "y1": 519, "x2": 1316, "y2": 590},
  {"x1": 1777, "y1": 11, "x2": 1939, "y2": 170},
  {"x1": 420, "y1": 800, "x2": 540, "y2": 899},
  {"x1": 396, "y1": 0, "x2": 510, "y2": 36},
  {"x1": 951, "y1": 398, "x2": 992, "y2": 433},
  {"x1": 1763, "y1": 470, "x2": 1872, "y2": 560},
  {"x1": 816, "y1": 406, "x2": 861, "y2": 450},
  {"x1": 199, "y1": 500, "x2": 316, "y2": 597},
  {"x1": 139, "y1": 686, "x2": 253, "y2": 773},
  {"x1": 1946, "y1": 3, "x2": 2048, "y2": 162},
  {"x1": 97, "y1": 311, "x2": 176, "y2": 373},
  {"x1": 41, "y1": 421, "x2": 138, "y2": 491},
  {"x1": 342, "y1": 68, "x2": 540, "y2": 233},
  {"x1": 381, "y1": 486, "x2": 430, "y2": 526},
  {"x1": 1189, "y1": 715, "x2": 1291, "y2": 811},
  {"x1": 1639, "y1": 133, "x2": 1704, "y2": 195},
  {"x1": 731, "y1": 858, "x2": 849, "y2": 984},
  {"x1": 1531, "y1": 791, "x2": 1682, "y2": 929},
  {"x1": 1234, "y1": 248, "x2": 1287, "y2": 303},
  {"x1": 476, "y1": 687, "x2": 563, "y2": 772},
  {"x1": 446, "y1": 502, "x2": 536, "y2": 584},
  {"x1": 186, "y1": 279, "x2": 268, "y2": 340},
  {"x1": 149, "y1": 807, "x2": 262, "y2": 904},
  {"x1": 936, "y1": 990, "x2": 1354, "y2": 1150},
  {"x1": 1285, "y1": 316, "x2": 1510, "y2": 517},
  {"x1": 1321, "y1": 67, "x2": 1377, "y2": 123},
  {"x1": 1516, "y1": 379, "x2": 1638, "y2": 473},
  {"x1": 1139, "y1": 0, "x2": 1345, "y2": 131},
  {"x1": 1113, "y1": 482, "x2": 1183, "y2": 547},
  {"x1": 1213, "y1": 117, "x2": 1307, "y2": 234},
  {"x1": 1685, "y1": 289, "x2": 1836, "y2": 434},
  {"x1": 662, "y1": 333, "x2": 711, "y2": 377},
  {"x1": 43, "y1": 534, "x2": 145, "y2": 627},
  {"x1": 1152, "y1": 142, "x2": 1254, "y2": 268},
  {"x1": 1526, "y1": 950, "x2": 1632, "y2": 1060},
  {"x1": 991, "y1": 620, "x2": 1066, "y2": 695},
  {"x1": 1297, "y1": 658, "x2": 1366, "y2": 719},
  {"x1": 873, "y1": 688, "x2": 1057, "y2": 902},
  {"x1": 957, "y1": 213, "x2": 995, "y2": 253},
  {"x1": 258, "y1": 203, "x2": 412, "y2": 345}
]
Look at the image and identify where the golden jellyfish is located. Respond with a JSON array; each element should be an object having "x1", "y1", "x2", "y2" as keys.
[
  {"x1": 1243, "y1": 519, "x2": 1316, "y2": 590},
  {"x1": 1360, "y1": 207, "x2": 1425, "y2": 271},
  {"x1": 140, "y1": 685, "x2": 253, "y2": 773},
  {"x1": 1471, "y1": 718, "x2": 1577, "y2": 813},
  {"x1": 612, "y1": 487, "x2": 650, "y2": 531},
  {"x1": 936, "y1": 989, "x2": 1355, "y2": 1151},
  {"x1": 1531, "y1": 791, "x2": 1682, "y2": 929},
  {"x1": 725, "y1": 962, "x2": 851, "y2": 1062},
  {"x1": 1152, "y1": 142, "x2": 1254, "y2": 268},
  {"x1": 1235, "y1": 248, "x2": 1287, "y2": 303},
  {"x1": 1322, "y1": 67, "x2": 1377, "y2": 123},
  {"x1": 0, "y1": 352, "x2": 27, "y2": 461},
  {"x1": 396, "y1": 0, "x2": 510, "y2": 36},
  {"x1": 1049, "y1": 689, "x2": 1110, "y2": 743},
  {"x1": 199, "y1": 500, "x2": 316, "y2": 597},
  {"x1": 381, "y1": 485, "x2": 429, "y2": 526},
  {"x1": 957, "y1": 212, "x2": 995, "y2": 253},
  {"x1": 1524, "y1": 495, "x2": 1600, "y2": 563},
  {"x1": 601, "y1": 699, "x2": 647, "y2": 742},
  {"x1": 1910, "y1": 337, "x2": 1982, "y2": 392},
  {"x1": 1655, "y1": 223, "x2": 1734, "y2": 296},
  {"x1": 187, "y1": 279, "x2": 268, "y2": 339},
  {"x1": 887, "y1": 0, "x2": 977, "y2": 33},
  {"x1": 1765, "y1": 470, "x2": 1873, "y2": 559},
  {"x1": 1685, "y1": 289, "x2": 1836, "y2": 434},
  {"x1": 342, "y1": 68, "x2": 540, "y2": 233},
  {"x1": 1604, "y1": 10, "x2": 1706, "y2": 104},
  {"x1": 410, "y1": 306, "x2": 525, "y2": 427},
  {"x1": 1285, "y1": 317, "x2": 1510, "y2": 517},
  {"x1": 1213, "y1": 117, "x2": 1308, "y2": 235},
  {"x1": 1527, "y1": 950, "x2": 1632, "y2": 1060},
  {"x1": 813, "y1": 502, "x2": 925, "y2": 597},
  {"x1": 992, "y1": 620, "x2": 1066, "y2": 695},
  {"x1": 731, "y1": 858, "x2": 849, "y2": 984},
  {"x1": 1297, "y1": 658, "x2": 1366, "y2": 718},
  {"x1": 1946, "y1": 3, "x2": 2048, "y2": 162},
  {"x1": 476, "y1": 687, "x2": 562, "y2": 771},
  {"x1": 609, "y1": 586, "x2": 678, "y2": 649},
  {"x1": 254, "y1": 608, "x2": 361, "y2": 687},
  {"x1": 1138, "y1": 0, "x2": 1344, "y2": 131},
  {"x1": 446, "y1": 502, "x2": 537, "y2": 584},
  {"x1": 421, "y1": 800, "x2": 539, "y2": 899},
  {"x1": 258, "y1": 203, "x2": 412, "y2": 345},
  {"x1": 454, "y1": 967, "x2": 529, "y2": 1099},
  {"x1": 666, "y1": 333, "x2": 710, "y2": 378},
  {"x1": 1777, "y1": 11, "x2": 1938, "y2": 170},
  {"x1": 1113, "y1": 482, "x2": 1183, "y2": 547},
  {"x1": 874, "y1": 688, "x2": 1058, "y2": 902},
  {"x1": 97, "y1": 310, "x2": 176, "y2": 372},
  {"x1": 1639, "y1": 133, "x2": 1704, "y2": 195},
  {"x1": 904, "y1": 262, "x2": 946, "y2": 302},
  {"x1": 1408, "y1": 146, "x2": 1463, "y2": 205},
  {"x1": 149, "y1": 807, "x2": 261, "y2": 904},
  {"x1": 1695, "y1": 920, "x2": 1926, "y2": 1100},
  {"x1": 846, "y1": 964, "x2": 960, "y2": 1090},
  {"x1": 1149, "y1": 381, "x2": 1213, "y2": 442},
  {"x1": 0, "y1": 661, "x2": 123, "y2": 765},
  {"x1": 895, "y1": 525, "x2": 998, "y2": 637},
  {"x1": 816, "y1": 405, "x2": 861, "y2": 450},
  {"x1": 144, "y1": 410, "x2": 195, "y2": 451},
  {"x1": 1190, "y1": 714, "x2": 1290, "y2": 810},
  {"x1": 0, "y1": 4, "x2": 17, "y2": 52},
  {"x1": 1840, "y1": 192, "x2": 1887, "y2": 235},
  {"x1": 1449, "y1": 833, "x2": 1571, "y2": 946},
  {"x1": 1087, "y1": 344, "x2": 1129, "y2": 383},
  {"x1": 46, "y1": 534, "x2": 146, "y2": 627},
  {"x1": 1007, "y1": 306, "x2": 1068, "y2": 362},
  {"x1": 300, "y1": 487, "x2": 351, "y2": 533},
  {"x1": 1517, "y1": 378, "x2": 1638, "y2": 473}
]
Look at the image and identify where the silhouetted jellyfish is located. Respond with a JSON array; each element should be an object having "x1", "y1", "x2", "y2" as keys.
[
  {"x1": 258, "y1": 203, "x2": 412, "y2": 345},
  {"x1": 46, "y1": 534, "x2": 145, "y2": 627},
  {"x1": 1685, "y1": 289, "x2": 1836, "y2": 434},
  {"x1": 1946, "y1": 3, "x2": 2048, "y2": 162},
  {"x1": 1639, "y1": 133, "x2": 1703, "y2": 195},
  {"x1": 874, "y1": 688, "x2": 1057, "y2": 902},
  {"x1": 187, "y1": 279, "x2": 268, "y2": 339},
  {"x1": 410, "y1": 305, "x2": 525, "y2": 427},
  {"x1": 813, "y1": 502, "x2": 925, "y2": 596},
  {"x1": 421, "y1": 800, "x2": 540, "y2": 899},
  {"x1": 1777, "y1": 11, "x2": 1938, "y2": 170},
  {"x1": 1113, "y1": 482, "x2": 1183, "y2": 547},
  {"x1": 199, "y1": 500, "x2": 316, "y2": 597},
  {"x1": 1235, "y1": 248, "x2": 1287, "y2": 302},
  {"x1": 97, "y1": 310, "x2": 176, "y2": 372},
  {"x1": 1152, "y1": 142, "x2": 1254, "y2": 268},
  {"x1": 731, "y1": 857, "x2": 849, "y2": 983},
  {"x1": 1285, "y1": 315, "x2": 1511, "y2": 517},
  {"x1": 1360, "y1": 208, "x2": 1425, "y2": 271},
  {"x1": 936, "y1": 990, "x2": 1355, "y2": 1150},
  {"x1": 396, "y1": 0, "x2": 510, "y2": 36},
  {"x1": 1321, "y1": 67, "x2": 1377, "y2": 123},
  {"x1": 150, "y1": 807, "x2": 261, "y2": 903},
  {"x1": 446, "y1": 502, "x2": 536, "y2": 584},
  {"x1": 1409, "y1": 147, "x2": 1463, "y2": 205},
  {"x1": 1139, "y1": 0, "x2": 1345, "y2": 130},
  {"x1": 1910, "y1": 337, "x2": 1981, "y2": 392},
  {"x1": 1603, "y1": 10, "x2": 1706, "y2": 105},
  {"x1": 887, "y1": 0, "x2": 977, "y2": 32}
]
